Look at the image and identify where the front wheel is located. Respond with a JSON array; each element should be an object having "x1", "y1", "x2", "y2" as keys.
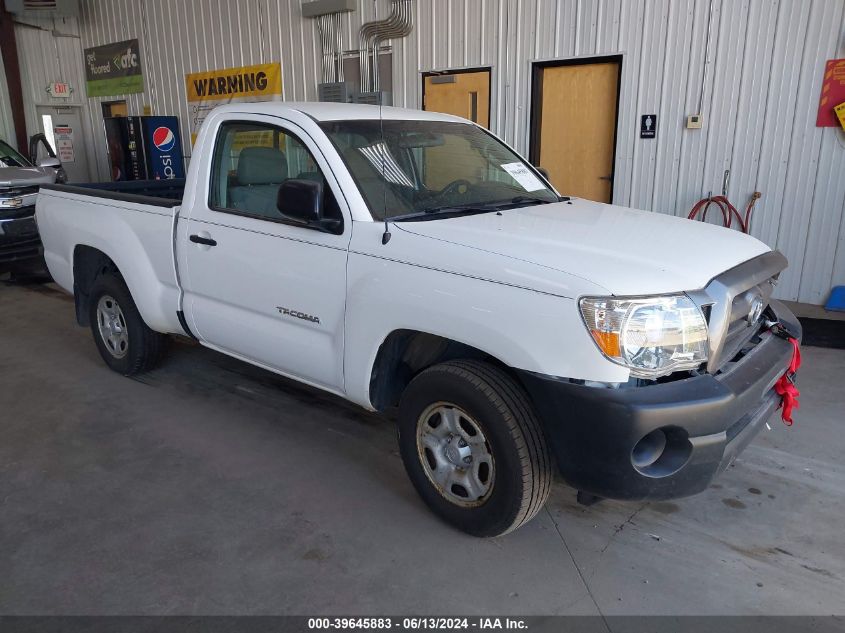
[
  {"x1": 88, "y1": 273, "x2": 166, "y2": 375},
  {"x1": 398, "y1": 360, "x2": 552, "y2": 537}
]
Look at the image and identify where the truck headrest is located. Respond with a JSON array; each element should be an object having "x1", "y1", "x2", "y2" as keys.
[{"x1": 237, "y1": 147, "x2": 288, "y2": 185}]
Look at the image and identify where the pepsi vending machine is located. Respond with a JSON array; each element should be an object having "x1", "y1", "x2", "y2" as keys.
[
  {"x1": 104, "y1": 116, "x2": 185, "y2": 181},
  {"x1": 141, "y1": 116, "x2": 185, "y2": 180}
]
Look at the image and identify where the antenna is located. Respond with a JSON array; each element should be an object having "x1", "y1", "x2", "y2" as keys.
[{"x1": 376, "y1": 0, "x2": 391, "y2": 245}]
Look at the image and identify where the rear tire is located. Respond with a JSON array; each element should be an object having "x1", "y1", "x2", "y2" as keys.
[
  {"x1": 398, "y1": 360, "x2": 552, "y2": 537},
  {"x1": 88, "y1": 273, "x2": 166, "y2": 375}
]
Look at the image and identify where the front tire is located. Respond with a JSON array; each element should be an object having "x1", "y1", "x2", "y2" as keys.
[
  {"x1": 88, "y1": 273, "x2": 166, "y2": 375},
  {"x1": 398, "y1": 360, "x2": 552, "y2": 537}
]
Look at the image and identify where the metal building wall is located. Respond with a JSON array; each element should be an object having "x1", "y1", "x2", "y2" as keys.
[
  {"x1": 13, "y1": 14, "x2": 99, "y2": 180},
  {"x1": 12, "y1": 0, "x2": 845, "y2": 304},
  {"x1": 0, "y1": 44, "x2": 15, "y2": 144}
]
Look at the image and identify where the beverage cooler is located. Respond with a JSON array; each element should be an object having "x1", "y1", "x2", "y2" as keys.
[{"x1": 104, "y1": 116, "x2": 185, "y2": 182}]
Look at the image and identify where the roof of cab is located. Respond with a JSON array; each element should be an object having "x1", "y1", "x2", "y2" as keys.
[{"x1": 210, "y1": 101, "x2": 468, "y2": 123}]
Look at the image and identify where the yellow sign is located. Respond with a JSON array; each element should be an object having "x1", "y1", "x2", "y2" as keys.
[
  {"x1": 231, "y1": 130, "x2": 276, "y2": 152},
  {"x1": 835, "y1": 101, "x2": 845, "y2": 133},
  {"x1": 186, "y1": 63, "x2": 282, "y2": 103},
  {"x1": 186, "y1": 62, "x2": 283, "y2": 144}
]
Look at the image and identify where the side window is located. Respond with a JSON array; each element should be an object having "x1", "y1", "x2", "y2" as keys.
[{"x1": 209, "y1": 121, "x2": 342, "y2": 227}]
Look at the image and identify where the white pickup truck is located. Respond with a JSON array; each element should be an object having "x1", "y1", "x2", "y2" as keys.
[{"x1": 36, "y1": 102, "x2": 800, "y2": 536}]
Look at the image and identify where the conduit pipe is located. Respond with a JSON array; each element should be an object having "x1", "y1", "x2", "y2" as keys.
[{"x1": 358, "y1": 0, "x2": 413, "y2": 92}]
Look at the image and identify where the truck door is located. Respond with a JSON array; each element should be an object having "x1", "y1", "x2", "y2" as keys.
[{"x1": 179, "y1": 117, "x2": 350, "y2": 391}]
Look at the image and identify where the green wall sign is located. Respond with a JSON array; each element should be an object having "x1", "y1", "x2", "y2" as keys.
[{"x1": 84, "y1": 39, "x2": 144, "y2": 97}]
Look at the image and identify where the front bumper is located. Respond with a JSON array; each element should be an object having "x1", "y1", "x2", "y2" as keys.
[
  {"x1": 519, "y1": 300, "x2": 801, "y2": 501},
  {"x1": 0, "y1": 208, "x2": 44, "y2": 269}
]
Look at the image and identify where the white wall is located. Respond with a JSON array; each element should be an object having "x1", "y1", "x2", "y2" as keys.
[
  {"x1": 13, "y1": 0, "x2": 845, "y2": 304},
  {"x1": 13, "y1": 13, "x2": 98, "y2": 180}
]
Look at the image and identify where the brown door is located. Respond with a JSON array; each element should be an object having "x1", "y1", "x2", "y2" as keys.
[
  {"x1": 422, "y1": 69, "x2": 492, "y2": 189},
  {"x1": 423, "y1": 69, "x2": 491, "y2": 128},
  {"x1": 102, "y1": 100, "x2": 128, "y2": 118},
  {"x1": 533, "y1": 59, "x2": 620, "y2": 202}
]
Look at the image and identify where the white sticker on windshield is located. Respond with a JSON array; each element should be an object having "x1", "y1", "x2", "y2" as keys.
[{"x1": 500, "y1": 162, "x2": 545, "y2": 192}]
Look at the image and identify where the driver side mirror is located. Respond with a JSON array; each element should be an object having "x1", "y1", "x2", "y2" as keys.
[
  {"x1": 37, "y1": 157, "x2": 61, "y2": 169},
  {"x1": 276, "y1": 179, "x2": 340, "y2": 234}
]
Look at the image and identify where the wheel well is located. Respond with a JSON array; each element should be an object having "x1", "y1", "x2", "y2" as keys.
[
  {"x1": 72, "y1": 245, "x2": 121, "y2": 327},
  {"x1": 368, "y1": 330, "x2": 510, "y2": 411}
]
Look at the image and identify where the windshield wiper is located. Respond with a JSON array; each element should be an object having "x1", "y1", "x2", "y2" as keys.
[
  {"x1": 390, "y1": 204, "x2": 499, "y2": 222},
  {"x1": 509, "y1": 195, "x2": 554, "y2": 205},
  {"x1": 389, "y1": 196, "x2": 564, "y2": 222}
]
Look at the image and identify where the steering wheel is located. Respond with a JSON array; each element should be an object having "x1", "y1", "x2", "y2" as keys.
[{"x1": 435, "y1": 178, "x2": 473, "y2": 200}]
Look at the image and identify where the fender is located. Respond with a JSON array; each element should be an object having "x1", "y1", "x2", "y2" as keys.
[{"x1": 342, "y1": 223, "x2": 630, "y2": 409}]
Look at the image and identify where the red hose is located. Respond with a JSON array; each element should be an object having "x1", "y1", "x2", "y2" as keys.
[{"x1": 688, "y1": 192, "x2": 761, "y2": 234}]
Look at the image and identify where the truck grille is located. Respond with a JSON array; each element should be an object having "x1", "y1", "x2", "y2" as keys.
[
  {"x1": 688, "y1": 251, "x2": 787, "y2": 374},
  {"x1": 0, "y1": 185, "x2": 39, "y2": 197}
]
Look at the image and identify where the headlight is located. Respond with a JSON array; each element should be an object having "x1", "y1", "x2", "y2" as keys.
[{"x1": 579, "y1": 295, "x2": 708, "y2": 379}]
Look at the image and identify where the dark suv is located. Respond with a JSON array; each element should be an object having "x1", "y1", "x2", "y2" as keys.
[{"x1": 0, "y1": 139, "x2": 61, "y2": 277}]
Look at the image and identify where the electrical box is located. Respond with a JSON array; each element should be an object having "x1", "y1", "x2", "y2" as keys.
[
  {"x1": 687, "y1": 114, "x2": 703, "y2": 129},
  {"x1": 318, "y1": 82, "x2": 350, "y2": 103},
  {"x1": 301, "y1": 0, "x2": 356, "y2": 18},
  {"x1": 353, "y1": 91, "x2": 392, "y2": 106}
]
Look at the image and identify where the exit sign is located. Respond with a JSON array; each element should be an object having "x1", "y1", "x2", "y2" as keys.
[{"x1": 47, "y1": 82, "x2": 72, "y2": 98}]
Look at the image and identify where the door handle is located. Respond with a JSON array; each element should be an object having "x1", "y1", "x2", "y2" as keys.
[
  {"x1": 599, "y1": 175, "x2": 613, "y2": 181},
  {"x1": 189, "y1": 234, "x2": 217, "y2": 246}
]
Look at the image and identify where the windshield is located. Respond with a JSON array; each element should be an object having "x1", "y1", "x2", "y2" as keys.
[
  {"x1": 319, "y1": 120, "x2": 558, "y2": 220},
  {"x1": 0, "y1": 139, "x2": 32, "y2": 168}
]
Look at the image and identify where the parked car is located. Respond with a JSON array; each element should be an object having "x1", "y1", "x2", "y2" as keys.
[
  {"x1": 35, "y1": 103, "x2": 801, "y2": 536},
  {"x1": 0, "y1": 138, "x2": 63, "y2": 277}
]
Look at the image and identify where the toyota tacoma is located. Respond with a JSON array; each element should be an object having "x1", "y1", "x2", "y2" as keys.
[{"x1": 35, "y1": 103, "x2": 801, "y2": 536}]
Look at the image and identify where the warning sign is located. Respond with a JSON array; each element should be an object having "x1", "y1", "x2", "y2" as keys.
[
  {"x1": 816, "y1": 59, "x2": 845, "y2": 127},
  {"x1": 185, "y1": 62, "x2": 282, "y2": 144},
  {"x1": 54, "y1": 125, "x2": 75, "y2": 163},
  {"x1": 835, "y1": 102, "x2": 845, "y2": 133}
]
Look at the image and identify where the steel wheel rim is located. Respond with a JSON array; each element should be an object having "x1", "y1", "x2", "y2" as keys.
[
  {"x1": 416, "y1": 402, "x2": 495, "y2": 507},
  {"x1": 96, "y1": 295, "x2": 129, "y2": 359}
]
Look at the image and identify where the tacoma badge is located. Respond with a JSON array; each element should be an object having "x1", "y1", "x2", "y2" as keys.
[{"x1": 276, "y1": 306, "x2": 320, "y2": 324}]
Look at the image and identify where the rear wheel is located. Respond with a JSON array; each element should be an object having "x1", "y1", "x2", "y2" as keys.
[
  {"x1": 398, "y1": 360, "x2": 552, "y2": 537},
  {"x1": 88, "y1": 273, "x2": 166, "y2": 375}
]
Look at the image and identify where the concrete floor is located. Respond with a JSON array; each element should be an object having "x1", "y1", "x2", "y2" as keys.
[{"x1": 1, "y1": 281, "x2": 844, "y2": 616}]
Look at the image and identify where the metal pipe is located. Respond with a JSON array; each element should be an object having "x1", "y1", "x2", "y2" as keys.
[
  {"x1": 315, "y1": 11, "x2": 347, "y2": 84},
  {"x1": 359, "y1": 0, "x2": 413, "y2": 92}
]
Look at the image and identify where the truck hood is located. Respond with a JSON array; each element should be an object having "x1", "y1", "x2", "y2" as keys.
[
  {"x1": 395, "y1": 198, "x2": 772, "y2": 296},
  {"x1": 0, "y1": 166, "x2": 56, "y2": 188}
]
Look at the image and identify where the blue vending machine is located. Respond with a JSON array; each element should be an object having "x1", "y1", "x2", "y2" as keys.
[{"x1": 141, "y1": 116, "x2": 185, "y2": 180}]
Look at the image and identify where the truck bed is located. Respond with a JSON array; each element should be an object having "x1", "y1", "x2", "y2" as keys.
[{"x1": 35, "y1": 180, "x2": 184, "y2": 335}]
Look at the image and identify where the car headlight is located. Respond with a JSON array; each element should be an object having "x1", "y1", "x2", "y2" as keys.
[{"x1": 579, "y1": 295, "x2": 708, "y2": 379}]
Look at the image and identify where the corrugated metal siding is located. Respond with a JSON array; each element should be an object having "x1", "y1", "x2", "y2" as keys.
[
  {"x1": 0, "y1": 45, "x2": 15, "y2": 144},
  {"x1": 12, "y1": 0, "x2": 845, "y2": 304}
]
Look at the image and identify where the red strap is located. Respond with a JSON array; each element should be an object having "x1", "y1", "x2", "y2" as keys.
[{"x1": 774, "y1": 337, "x2": 801, "y2": 425}]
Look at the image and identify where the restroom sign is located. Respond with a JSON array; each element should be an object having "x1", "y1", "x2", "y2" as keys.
[{"x1": 640, "y1": 114, "x2": 657, "y2": 139}]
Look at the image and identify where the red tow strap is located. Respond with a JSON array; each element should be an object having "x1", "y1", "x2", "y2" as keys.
[{"x1": 774, "y1": 337, "x2": 801, "y2": 425}]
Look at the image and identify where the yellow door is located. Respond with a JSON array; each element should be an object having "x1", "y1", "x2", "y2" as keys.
[
  {"x1": 536, "y1": 61, "x2": 619, "y2": 202},
  {"x1": 423, "y1": 70, "x2": 490, "y2": 128},
  {"x1": 103, "y1": 101, "x2": 128, "y2": 117},
  {"x1": 422, "y1": 70, "x2": 491, "y2": 189}
]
